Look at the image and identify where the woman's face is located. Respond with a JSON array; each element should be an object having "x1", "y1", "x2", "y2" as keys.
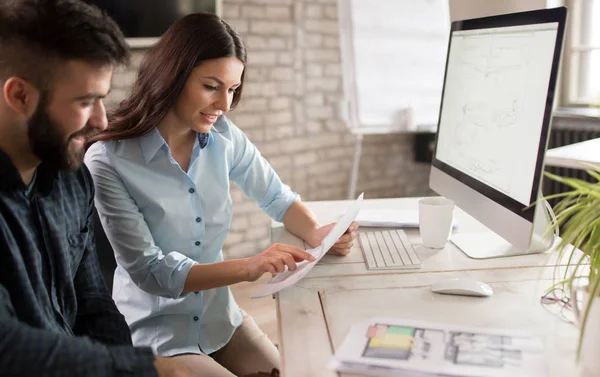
[{"x1": 172, "y1": 56, "x2": 244, "y2": 133}]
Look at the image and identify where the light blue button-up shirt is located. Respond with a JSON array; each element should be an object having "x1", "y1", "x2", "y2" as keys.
[{"x1": 84, "y1": 116, "x2": 298, "y2": 356}]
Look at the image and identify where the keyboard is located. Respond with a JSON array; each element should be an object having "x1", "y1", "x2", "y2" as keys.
[{"x1": 358, "y1": 229, "x2": 421, "y2": 270}]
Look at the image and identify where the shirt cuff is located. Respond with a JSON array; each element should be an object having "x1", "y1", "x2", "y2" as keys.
[{"x1": 108, "y1": 345, "x2": 157, "y2": 376}]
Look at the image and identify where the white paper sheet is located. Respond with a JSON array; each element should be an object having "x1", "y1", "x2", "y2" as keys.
[
  {"x1": 331, "y1": 317, "x2": 546, "y2": 377},
  {"x1": 251, "y1": 193, "x2": 364, "y2": 298},
  {"x1": 356, "y1": 209, "x2": 458, "y2": 229}
]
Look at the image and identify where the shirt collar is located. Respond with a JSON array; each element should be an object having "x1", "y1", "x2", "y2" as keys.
[
  {"x1": 139, "y1": 128, "x2": 166, "y2": 164},
  {"x1": 139, "y1": 129, "x2": 213, "y2": 164}
]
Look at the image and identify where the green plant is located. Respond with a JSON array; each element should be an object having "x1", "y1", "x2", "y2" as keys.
[{"x1": 544, "y1": 163, "x2": 600, "y2": 356}]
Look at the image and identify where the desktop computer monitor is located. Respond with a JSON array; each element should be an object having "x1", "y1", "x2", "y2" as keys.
[{"x1": 430, "y1": 7, "x2": 567, "y2": 259}]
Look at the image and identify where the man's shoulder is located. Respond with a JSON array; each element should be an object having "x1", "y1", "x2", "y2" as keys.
[{"x1": 56, "y1": 163, "x2": 94, "y2": 198}]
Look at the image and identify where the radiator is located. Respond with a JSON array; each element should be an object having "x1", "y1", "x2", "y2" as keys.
[{"x1": 543, "y1": 127, "x2": 600, "y2": 207}]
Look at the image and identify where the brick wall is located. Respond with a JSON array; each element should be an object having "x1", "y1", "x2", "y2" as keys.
[{"x1": 105, "y1": 0, "x2": 432, "y2": 259}]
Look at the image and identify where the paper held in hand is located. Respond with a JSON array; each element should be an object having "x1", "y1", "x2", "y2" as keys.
[{"x1": 250, "y1": 193, "x2": 364, "y2": 299}]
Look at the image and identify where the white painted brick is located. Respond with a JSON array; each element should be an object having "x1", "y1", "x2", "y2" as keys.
[
  {"x1": 270, "y1": 67, "x2": 294, "y2": 81},
  {"x1": 232, "y1": 113, "x2": 264, "y2": 128},
  {"x1": 305, "y1": 4, "x2": 323, "y2": 19},
  {"x1": 229, "y1": 19, "x2": 250, "y2": 33},
  {"x1": 304, "y1": 34, "x2": 323, "y2": 48},
  {"x1": 306, "y1": 63, "x2": 323, "y2": 77},
  {"x1": 244, "y1": 66, "x2": 269, "y2": 81},
  {"x1": 269, "y1": 97, "x2": 292, "y2": 110},
  {"x1": 241, "y1": 5, "x2": 265, "y2": 18},
  {"x1": 223, "y1": 231, "x2": 245, "y2": 247},
  {"x1": 251, "y1": 21, "x2": 294, "y2": 35},
  {"x1": 324, "y1": 36, "x2": 340, "y2": 48},
  {"x1": 278, "y1": 52, "x2": 294, "y2": 65},
  {"x1": 259, "y1": 141, "x2": 283, "y2": 156},
  {"x1": 294, "y1": 151, "x2": 319, "y2": 166},
  {"x1": 235, "y1": 98, "x2": 268, "y2": 113},
  {"x1": 230, "y1": 215, "x2": 249, "y2": 231},
  {"x1": 305, "y1": 49, "x2": 339, "y2": 63},
  {"x1": 280, "y1": 137, "x2": 312, "y2": 153},
  {"x1": 243, "y1": 128, "x2": 265, "y2": 143},
  {"x1": 324, "y1": 5, "x2": 337, "y2": 19},
  {"x1": 266, "y1": 155, "x2": 292, "y2": 170},
  {"x1": 324, "y1": 119, "x2": 346, "y2": 131},
  {"x1": 277, "y1": 82, "x2": 296, "y2": 95},
  {"x1": 294, "y1": 102, "x2": 305, "y2": 125},
  {"x1": 305, "y1": 77, "x2": 339, "y2": 92},
  {"x1": 305, "y1": 20, "x2": 338, "y2": 35},
  {"x1": 241, "y1": 82, "x2": 278, "y2": 97},
  {"x1": 265, "y1": 5, "x2": 292, "y2": 20},
  {"x1": 249, "y1": 51, "x2": 279, "y2": 66},
  {"x1": 265, "y1": 125, "x2": 295, "y2": 141},
  {"x1": 244, "y1": 36, "x2": 269, "y2": 50},
  {"x1": 306, "y1": 105, "x2": 333, "y2": 120},
  {"x1": 222, "y1": 5, "x2": 241, "y2": 18},
  {"x1": 105, "y1": 88, "x2": 128, "y2": 105},
  {"x1": 225, "y1": 241, "x2": 260, "y2": 259},
  {"x1": 305, "y1": 93, "x2": 325, "y2": 106},
  {"x1": 245, "y1": 223, "x2": 271, "y2": 241},
  {"x1": 247, "y1": 0, "x2": 293, "y2": 4},
  {"x1": 264, "y1": 111, "x2": 293, "y2": 126},
  {"x1": 305, "y1": 121, "x2": 323, "y2": 134},
  {"x1": 322, "y1": 146, "x2": 352, "y2": 159},
  {"x1": 267, "y1": 37, "x2": 287, "y2": 50},
  {"x1": 324, "y1": 63, "x2": 341, "y2": 76}
]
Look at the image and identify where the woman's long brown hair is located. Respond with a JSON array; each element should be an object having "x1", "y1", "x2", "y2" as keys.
[{"x1": 91, "y1": 12, "x2": 246, "y2": 143}]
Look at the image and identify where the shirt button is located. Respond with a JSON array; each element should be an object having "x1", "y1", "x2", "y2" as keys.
[
  {"x1": 193, "y1": 316, "x2": 199, "y2": 321},
  {"x1": 189, "y1": 188, "x2": 195, "y2": 194},
  {"x1": 195, "y1": 241, "x2": 201, "y2": 246},
  {"x1": 195, "y1": 217, "x2": 201, "y2": 223}
]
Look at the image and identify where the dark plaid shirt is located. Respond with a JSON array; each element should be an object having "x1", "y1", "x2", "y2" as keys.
[{"x1": 0, "y1": 149, "x2": 157, "y2": 377}]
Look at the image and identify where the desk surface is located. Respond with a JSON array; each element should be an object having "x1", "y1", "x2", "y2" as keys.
[
  {"x1": 271, "y1": 197, "x2": 568, "y2": 279},
  {"x1": 545, "y1": 137, "x2": 600, "y2": 170},
  {"x1": 272, "y1": 197, "x2": 579, "y2": 377}
]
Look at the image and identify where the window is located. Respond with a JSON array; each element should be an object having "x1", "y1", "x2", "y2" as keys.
[{"x1": 563, "y1": 0, "x2": 600, "y2": 106}]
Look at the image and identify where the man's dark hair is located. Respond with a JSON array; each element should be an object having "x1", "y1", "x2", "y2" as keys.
[{"x1": 0, "y1": 0, "x2": 129, "y2": 91}]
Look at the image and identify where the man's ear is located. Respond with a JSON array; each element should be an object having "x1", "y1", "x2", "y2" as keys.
[{"x1": 3, "y1": 77, "x2": 40, "y2": 118}]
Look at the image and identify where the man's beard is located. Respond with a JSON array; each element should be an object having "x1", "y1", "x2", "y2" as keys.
[{"x1": 27, "y1": 97, "x2": 98, "y2": 171}]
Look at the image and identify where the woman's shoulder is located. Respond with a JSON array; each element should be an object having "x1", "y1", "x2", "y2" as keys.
[{"x1": 85, "y1": 137, "x2": 145, "y2": 164}]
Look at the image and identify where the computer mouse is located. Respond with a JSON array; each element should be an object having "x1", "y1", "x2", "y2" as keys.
[{"x1": 431, "y1": 277, "x2": 493, "y2": 297}]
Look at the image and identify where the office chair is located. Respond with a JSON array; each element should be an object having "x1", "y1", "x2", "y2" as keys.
[{"x1": 93, "y1": 208, "x2": 117, "y2": 293}]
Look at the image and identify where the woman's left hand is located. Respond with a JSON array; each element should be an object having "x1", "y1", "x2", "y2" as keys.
[{"x1": 311, "y1": 221, "x2": 359, "y2": 256}]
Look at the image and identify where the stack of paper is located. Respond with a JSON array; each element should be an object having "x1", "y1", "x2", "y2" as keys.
[
  {"x1": 330, "y1": 317, "x2": 546, "y2": 377},
  {"x1": 356, "y1": 209, "x2": 458, "y2": 229}
]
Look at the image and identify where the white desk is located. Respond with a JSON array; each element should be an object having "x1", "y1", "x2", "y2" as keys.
[
  {"x1": 271, "y1": 198, "x2": 580, "y2": 377},
  {"x1": 545, "y1": 137, "x2": 600, "y2": 170}
]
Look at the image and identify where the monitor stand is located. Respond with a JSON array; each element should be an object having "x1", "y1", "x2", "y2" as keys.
[{"x1": 451, "y1": 200, "x2": 556, "y2": 260}]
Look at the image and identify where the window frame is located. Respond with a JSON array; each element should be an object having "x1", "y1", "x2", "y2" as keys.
[{"x1": 561, "y1": 0, "x2": 600, "y2": 106}]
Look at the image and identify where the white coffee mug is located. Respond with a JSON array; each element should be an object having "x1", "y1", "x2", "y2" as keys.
[
  {"x1": 571, "y1": 284, "x2": 600, "y2": 377},
  {"x1": 418, "y1": 197, "x2": 455, "y2": 248}
]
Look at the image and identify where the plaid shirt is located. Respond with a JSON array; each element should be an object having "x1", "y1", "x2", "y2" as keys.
[{"x1": 0, "y1": 149, "x2": 157, "y2": 377}]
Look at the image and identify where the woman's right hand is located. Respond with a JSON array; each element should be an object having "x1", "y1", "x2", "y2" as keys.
[{"x1": 245, "y1": 243, "x2": 315, "y2": 282}]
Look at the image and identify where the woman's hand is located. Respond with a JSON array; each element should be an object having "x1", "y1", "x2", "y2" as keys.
[
  {"x1": 245, "y1": 243, "x2": 315, "y2": 282},
  {"x1": 312, "y1": 221, "x2": 359, "y2": 256}
]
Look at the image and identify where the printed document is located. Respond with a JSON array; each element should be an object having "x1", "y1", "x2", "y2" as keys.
[
  {"x1": 251, "y1": 193, "x2": 364, "y2": 298},
  {"x1": 330, "y1": 317, "x2": 546, "y2": 377}
]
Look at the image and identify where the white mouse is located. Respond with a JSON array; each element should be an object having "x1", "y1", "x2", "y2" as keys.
[{"x1": 431, "y1": 277, "x2": 493, "y2": 297}]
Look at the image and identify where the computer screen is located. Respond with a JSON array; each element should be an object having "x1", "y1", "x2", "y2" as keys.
[{"x1": 430, "y1": 8, "x2": 567, "y2": 258}]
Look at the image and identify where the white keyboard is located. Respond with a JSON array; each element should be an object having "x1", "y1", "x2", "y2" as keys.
[{"x1": 358, "y1": 229, "x2": 421, "y2": 270}]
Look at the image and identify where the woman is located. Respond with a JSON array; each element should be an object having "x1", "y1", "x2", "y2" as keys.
[{"x1": 85, "y1": 13, "x2": 357, "y2": 377}]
